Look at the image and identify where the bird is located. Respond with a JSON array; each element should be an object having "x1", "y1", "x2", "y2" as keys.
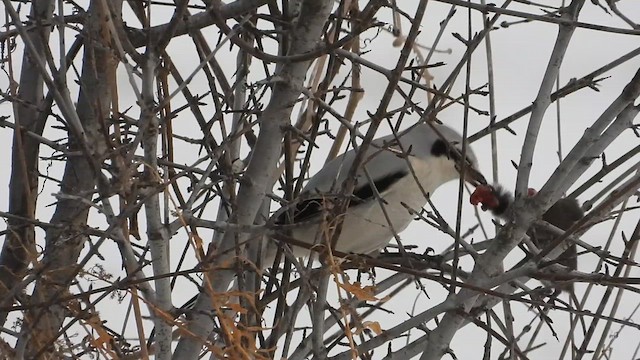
[
  {"x1": 265, "y1": 122, "x2": 488, "y2": 266},
  {"x1": 529, "y1": 190, "x2": 584, "y2": 291},
  {"x1": 471, "y1": 185, "x2": 584, "y2": 291}
]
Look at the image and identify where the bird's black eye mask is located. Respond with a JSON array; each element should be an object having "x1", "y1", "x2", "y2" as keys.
[{"x1": 430, "y1": 139, "x2": 473, "y2": 167}]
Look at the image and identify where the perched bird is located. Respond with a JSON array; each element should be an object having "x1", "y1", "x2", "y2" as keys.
[
  {"x1": 529, "y1": 189, "x2": 584, "y2": 291},
  {"x1": 267, "y1": 122, "x2": 487, "y2": 265},
  {"x1": 471, "y1": 185, "x2": 584, "y2": 291}
]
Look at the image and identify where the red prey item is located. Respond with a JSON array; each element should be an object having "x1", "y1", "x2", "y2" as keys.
[
  {"x1": 470, "y1": 184, "x2": 516, "y2": 215},
  {"x1": 470, "y1": 184, "x2": 500, "y2": 211}
]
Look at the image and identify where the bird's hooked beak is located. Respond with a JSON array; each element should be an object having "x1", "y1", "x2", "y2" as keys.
[{"x1": 458, "y1": 164, "x2": 488, "y2": 187}]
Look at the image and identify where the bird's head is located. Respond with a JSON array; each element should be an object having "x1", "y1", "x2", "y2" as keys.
[{"x1": 409, "y1": 123, "x2": 487, "y2": 188}]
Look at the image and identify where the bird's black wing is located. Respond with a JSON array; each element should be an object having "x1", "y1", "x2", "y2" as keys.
[
  {"x1": 352, "y1": 169, "x2": 408, "y2": 201},
  {"x1": 534, "y1": 197, "x2": 584, "y2": 272},
  {"x1": 276, "y1": 169, "x2": 409, "y2": 224},
  {"x1": 542, "y1": 198, "x2": 584, "y2": 229}
]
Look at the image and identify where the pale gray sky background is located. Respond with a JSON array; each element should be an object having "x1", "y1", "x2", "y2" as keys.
[{"x1": 1, "y1": 1, "x2": 640, "y2": 358}]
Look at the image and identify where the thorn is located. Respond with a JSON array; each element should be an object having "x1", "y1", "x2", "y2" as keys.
[
  {"x1": 451, "y1": 32, "x2": 468, "y2": 46},
  {"x1": 504, "y1": 125, "x2": 517, "y2": 135}
]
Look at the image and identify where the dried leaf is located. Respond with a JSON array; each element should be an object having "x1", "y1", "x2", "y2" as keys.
[
  {"x1": 339, "y1": 281, "x2": 378, "y2": 301},
  {"x1": 363, "y1": 321, "x2": 383, "y2": 335}
]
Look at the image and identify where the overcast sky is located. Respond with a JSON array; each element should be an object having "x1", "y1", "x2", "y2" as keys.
[{"x1": 1, "y1": 1, "x2": 640, "y2": 358}]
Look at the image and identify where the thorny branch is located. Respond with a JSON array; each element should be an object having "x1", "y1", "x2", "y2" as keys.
[{"x1": 1, "y1": 0, "x2": 640, "y2": 359}]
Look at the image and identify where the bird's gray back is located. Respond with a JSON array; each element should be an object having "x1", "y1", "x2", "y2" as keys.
[
  {"x1": 302, "y1": 134, "x2": 411, "y2": 194},
  {"x1": 302, "y1": 123, "x2": 471, "y2": 193}
]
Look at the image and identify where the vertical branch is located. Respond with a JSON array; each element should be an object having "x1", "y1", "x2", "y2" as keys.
[
  {"x1": 12, "y1": 0, "x2": 121, "y2": 356},
  {"x1": 480, "y1": 0, "x2": 499, "y2": 184},
  {"x1": 172, "y1": 1, "x2": 335, "y2": 358},
  {"x1": 451, "y1": 0, "x2": 474, "y2": 295},
  {"x1": 329, "y1": 0, "x2": 429, "y2": 252},
  {"x1": 561, "y1": 196, "x2": 631, "y2": 357},
  {"x1": 420, "y1": 2, "x2": 587, "y2": 359},
  {"x1": 0, "y1": 0, "x2": 54, "y2": 325},
  {"x1": 591, "y1": 214, "x2": 640, "y2": 358},
  {"x1": 575, "y1": 198, "x2": 640, "y2": 359},
  {"x1": 140, "y1": 53, "x2": 173, "y2": 359},
  {"x1": 2, "y1": 0, "x2": 640, "y2": 358},
  {"x1": 514, "y1": 0, "x2": 585, "y2": 197},
  {"x1": 535, "y1": 70, "x2": 640, "y2": 213}
]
